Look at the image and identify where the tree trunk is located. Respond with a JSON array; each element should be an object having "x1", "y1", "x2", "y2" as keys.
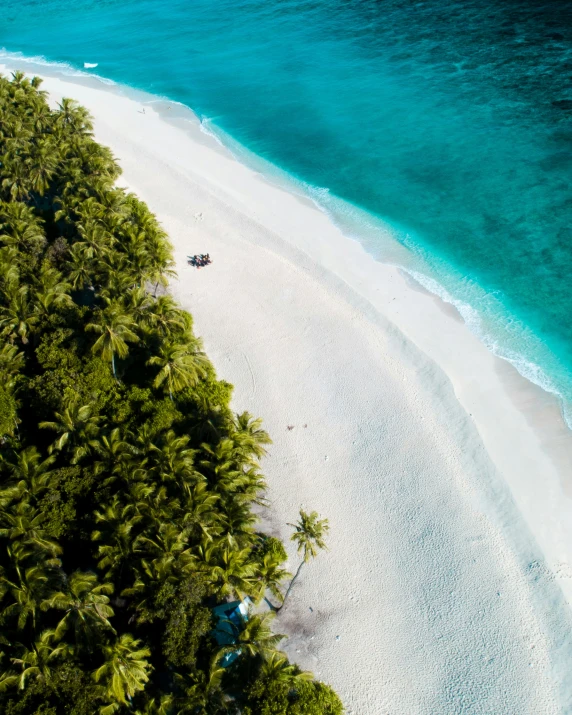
[
  {"x1": 111, "y1": 353, "x2": 116, "y2": 378},
  {"x1": 264, "y1": 596, "x2": 279, "y2": 612},
  {"x1": 277, "y1": 560, "x2": 304, "y2": 612}
]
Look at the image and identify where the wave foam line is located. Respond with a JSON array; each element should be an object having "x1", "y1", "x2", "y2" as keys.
[
  {"x1": 0, "y1": 48, "x2": 116, "y2": 85},
  {"x1": 404, "y1": 267, "x2": 572, "y2": 430}
]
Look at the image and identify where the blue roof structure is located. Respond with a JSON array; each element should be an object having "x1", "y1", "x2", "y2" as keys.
[{"x1": 212, "y1": 598, "x2": 251, "y2": 667}]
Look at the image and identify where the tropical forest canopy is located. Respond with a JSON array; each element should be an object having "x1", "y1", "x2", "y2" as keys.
[{"x1": 0, "y1": 71, "x2": 343, "y2": 714}]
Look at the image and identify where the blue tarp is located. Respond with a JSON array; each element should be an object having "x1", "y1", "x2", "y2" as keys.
[{"x1": 212, "y1": 598, "x2": 250, "y2": 667}]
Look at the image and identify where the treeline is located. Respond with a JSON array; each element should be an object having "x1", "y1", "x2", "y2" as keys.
[{"x1": 0, "y1": 72, "x2": 342, "y2": 714}]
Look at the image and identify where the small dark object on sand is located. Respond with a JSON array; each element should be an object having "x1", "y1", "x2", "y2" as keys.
[{"x1": 188, "y1": 253, "x2": 212, "y2": 269}]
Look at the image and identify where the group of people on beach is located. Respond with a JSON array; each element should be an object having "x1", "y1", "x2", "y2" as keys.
[{"x1": 188, "y1": 253, "x2": 212, "y2": 268}]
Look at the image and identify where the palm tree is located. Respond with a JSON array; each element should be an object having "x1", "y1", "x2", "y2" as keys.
[
  {"x1": 86, "y1": 302, "x2": 139, "y2": 378},
  {"x1": 0, "y1": 202, "x2": 46, "y2": 255},
  {"x1": 55, "y1": 98, "x2": 93, "y2": 136},
  {"x1": 218, "y1": 499, "x2": 258, "y2": 546},
  {"x1": 144, "y1": 296, "x2": 186, "y2": 336},
  {"x1": 39, "y1": 398, "x2": 100, "y2": 461},
  {"x1": 27, "y1": 138, "x2": 59, "y2": 197},
  {"x1": 278, "y1": 510, "x2": 329, "y2": 610},
  {"x1": 90, "y1": 427, "x2": 133, "y2": 478},
  {"x1": 42, "y1": 571, "x2": 115, "y2": 647},
  {"x1": 195, "y1": 541, "x2": 258, "y2": 600},
  {"x1": 172, "y1": 661, "x2": 226, "y2": 714},
  {"x1": 0, "y1": 446, "x2": 55, "y2": 507},
  {"x1": 92, "y1": 499, "x2": 143, "y2": 580},
  {"x1": 76, "y1": 218, "x2": 113, "y2": 259},
  {"x1": 1, "y1": 155, "x2": 32, "y2": 202},
  {"x1": 32, "y1": 265, "x2": 72, "y2": 316},
  {"x1": 147, "y1": 338, "x2": 208, "y2": 400},
  {"x1": 133, "y1": 694, "x2": 174, "y2": 715},
  {"x1": 230, "y1": 412, "x2": 272, "y2": 460},
  {"x1": 0, "y1": 502, "x2": 62, "y2": 559},
  {"x1": 256, "y1": 551, "x2": 291, "y2": 609},
  {"x1": 147, "y1": 430, "x2": 200, "y2": 487},
  {"x1": 217, "y1": 611, "x2": 285, "y2": 663},
  {"x1": 126, "y1": 286, "x2": 152, "y2": 326},
  {"x1": 0, "y1": 342, "x2": 24, "y2": 383},
  {"x1": 132, "y1": 522, "x2": 192, "y2": 576},
  {"x1": 181, "y1": 482, "x2": 221, "y2": 542},
  {"x1": 66, "y1": 243, "x2": 94, "y2": 290},
  {"x1": 0, "y1": 560, "x2": 50, "y2": 633},
  {"x1": 93, "y1": 634, "x2": 152, "y2": 713},
  {"x1": 257, "y1": 650, "x2": 313, "y2": 685},
  {"x1": 7, "y1": 629, "x2": 71, "y2": 690},
  {"x1": 0, "y1": 285, "x2": 39, "y2": 345}
]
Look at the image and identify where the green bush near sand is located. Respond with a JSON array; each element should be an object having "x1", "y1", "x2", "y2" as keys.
[{"x1": 0, "y1": 72, "x2": 342, "y2": 715}]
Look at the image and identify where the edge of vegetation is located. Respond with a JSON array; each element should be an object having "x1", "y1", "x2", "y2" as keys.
[{"x1": 0, "y1": 71, "x2": 343, "y2": 715}]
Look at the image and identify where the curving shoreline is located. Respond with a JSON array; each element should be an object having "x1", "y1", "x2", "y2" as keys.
[{"x1": 6, "y1": 60, "x2": 572, "y2": 712}]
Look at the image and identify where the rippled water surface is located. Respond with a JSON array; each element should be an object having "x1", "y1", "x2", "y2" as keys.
[{"x1": 2, "y1": 0, "x2": 572, "y2": 412}]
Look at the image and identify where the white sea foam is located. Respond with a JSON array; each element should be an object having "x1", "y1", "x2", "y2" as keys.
[
  {"x1": 197, "y1": 117, "x2": 226, "y2": 148},
  {"x1": 0, "y1": 49, "x2": 115, "y2": 85},
  {"x1": 403, "y1": 265, "x2": 572, "y2": 428},
  {"x1": 83, "y1": 62, "x2": 98, "y2": 69}
]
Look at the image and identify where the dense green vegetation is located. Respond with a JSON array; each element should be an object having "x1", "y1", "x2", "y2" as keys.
[{"x1": 0, "y1": 71, "x2": 342, "y2": 714}]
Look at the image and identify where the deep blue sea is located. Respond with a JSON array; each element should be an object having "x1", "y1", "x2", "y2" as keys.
[{"x1": 2, "y1": 0, "x2": 572, "y2": 419}]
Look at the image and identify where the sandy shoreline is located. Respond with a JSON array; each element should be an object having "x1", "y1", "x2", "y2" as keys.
[{"x1": 4, "y1": 60, "x2": 572, "y2": 713}]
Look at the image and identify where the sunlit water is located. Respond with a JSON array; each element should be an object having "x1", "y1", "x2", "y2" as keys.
[{"x1": 2, "y1": 0, "x2": 572, "y2": 420}]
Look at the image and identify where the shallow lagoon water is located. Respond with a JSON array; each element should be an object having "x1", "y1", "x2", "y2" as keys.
[{"x1": 2, "y1": 0, "x2": 572, "y2": 417}]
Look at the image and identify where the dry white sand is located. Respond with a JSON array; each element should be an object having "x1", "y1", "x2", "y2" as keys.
[{"x1": 5, "y1": 59, "x2": 572, "y2": 713}]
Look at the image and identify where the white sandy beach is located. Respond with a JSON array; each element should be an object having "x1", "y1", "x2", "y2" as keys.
[{"x1": 4, "y1": 60, "x2": 572, "y2": 713}]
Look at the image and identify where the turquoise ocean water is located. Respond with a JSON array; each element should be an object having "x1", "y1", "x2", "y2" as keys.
[{"x1": 2, "y1": 0, "x2": 572, "y2": 420}]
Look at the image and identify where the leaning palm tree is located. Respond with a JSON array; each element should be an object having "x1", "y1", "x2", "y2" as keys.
[
  {"x1": 41, "y1": 571, "x2": 115, "y2": 648},
  {"x1": 147, "y1": 338, "x2": 208, "y2": 400},
  {"x1": 86, "y1": 302, "x2": 139, "y2": 378},
  {"x1": 93, "y1": 634, "x2": 152, "y2": 714},
  {"x1": 278, "y1": 510, "x2": 329, "y2": 610}
]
